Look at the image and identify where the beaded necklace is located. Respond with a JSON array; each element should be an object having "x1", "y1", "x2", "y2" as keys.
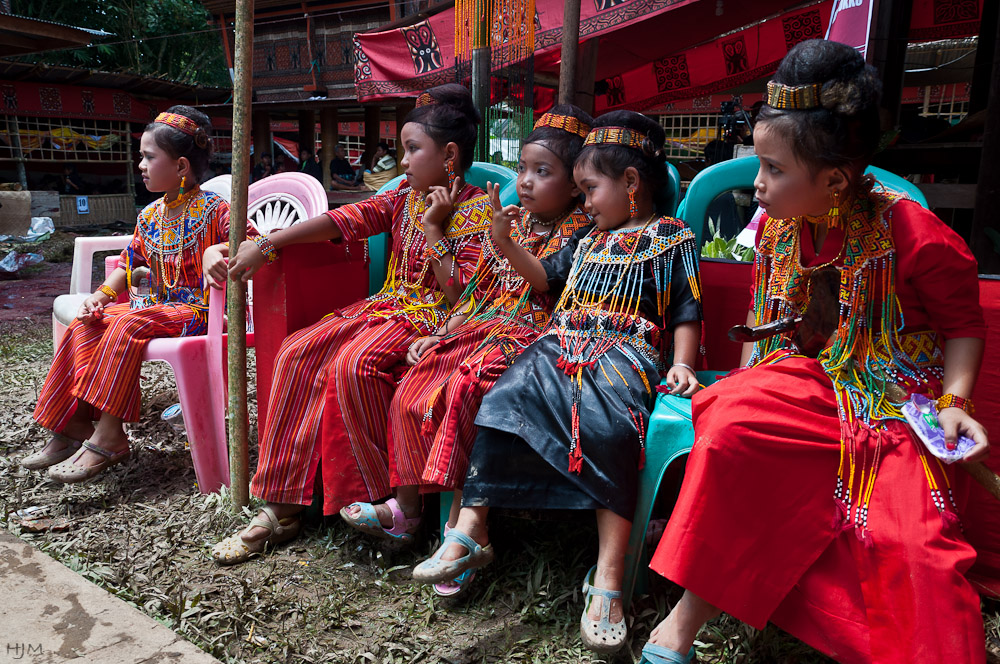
[{"x1": 151, "y1": 188, "x2": 197, "y2": 290}]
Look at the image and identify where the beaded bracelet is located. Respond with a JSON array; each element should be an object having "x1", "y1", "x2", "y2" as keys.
[
  {"x1": 423, "y1": 238, "x2": 451, "y2": 263},
  {"x1": 938, "y1": 393, "x2": 975, "y2": 415},
  {"x1": 252, "y1": 235, "x2": 279, "y2": 264},
  {"x1": 97, "y1": 284, "x2": 118, "y2": 300}
]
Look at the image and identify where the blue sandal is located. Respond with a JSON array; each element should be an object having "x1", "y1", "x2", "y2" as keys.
[
  {"x1": 639, "y1": 642, "x2": 696, "y2": 663},
  {"x1": 433, "y1": 524, "x2": 478, "y2": 597},
  {"x1": 412, "y1": 527, "x2": 493, "y2": 584},
  {"x1": 579, "y1": 565, "x2": 627, "y2": 653},
  {"x1": 339, "y1": 497, "x2": 421, "y2": 542}
]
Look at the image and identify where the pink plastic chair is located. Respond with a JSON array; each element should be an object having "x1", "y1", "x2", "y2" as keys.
[{"x1": 49, "y1": 173, "x2": 328, "y2": 494}]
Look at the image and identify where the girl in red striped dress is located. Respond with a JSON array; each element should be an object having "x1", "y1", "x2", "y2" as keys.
[
  {"x1": 213, "y1": 84, "x2": 492, "y2": 565},
  {"x1": 339, "y1": 106, "x2": 593, "y2": 582},
  {"x1": 26, "y1": 106, "x2": 245, "y2": 483}
]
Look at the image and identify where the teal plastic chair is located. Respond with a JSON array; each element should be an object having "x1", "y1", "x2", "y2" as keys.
[
  {"x1": 661, "y1": 162, "x2": 682, "y2": 218},
  {"x1": 368, "y1": 162, "x2": 518, "y2": 295},
  {"x1": 622, "y1": 158, "x2": 929, "y2": 608},
  {"x1": 675, "y1": 156, "x2": 928, "y2": 248}
]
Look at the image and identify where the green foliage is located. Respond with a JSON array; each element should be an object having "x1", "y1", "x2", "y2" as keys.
[
  {"x1": 701, "y1": 216, "x2": 754, "y2": 262},
  {"x1": 10, "y1": 0, "x2": 230, "y2": 88}
]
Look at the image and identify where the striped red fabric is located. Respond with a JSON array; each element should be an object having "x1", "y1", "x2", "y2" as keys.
[{"x1": 34, "y1": 303, "x2": 196, "y2": 428}]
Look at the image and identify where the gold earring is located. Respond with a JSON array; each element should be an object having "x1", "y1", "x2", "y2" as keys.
[
  {"x1": 179, "y1": 176, "x2": 187, "y2": 196},
  {"x1": 828, "y1": 189, "x2": 840, "y2": 218}
]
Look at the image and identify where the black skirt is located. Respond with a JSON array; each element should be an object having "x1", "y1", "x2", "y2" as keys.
[{"x1": 462, "y1": 335, "x2": 657, "y2": 520}]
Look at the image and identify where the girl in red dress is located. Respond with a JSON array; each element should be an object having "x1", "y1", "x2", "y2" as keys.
[
  {"x1": 639, "y1": 39, "x2": 989, "y2": 664},
  {"x1": 27, "y1": 106, "x2": 243, "y2": 483},
  {"x1": 213, "y1": 85, "x2": 492, "y2": 565}
]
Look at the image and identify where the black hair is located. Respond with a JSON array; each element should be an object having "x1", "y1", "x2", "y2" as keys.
[
  {"x1": 522, "y1": 104, "x2": 594, "y2": 181},
  {"x1": 300, "y1": 146, "x2": 313, "y2": 156},
  {"x1": 377, "y1": 141, "x2": 391, "y2": 152},
  {"x1": 403, "y1": 84, "x2": 481, "y2": 170},
  {"x1": 144, "y1": 105, "x2": 213, "y2": 181},
  {"x1": 575, "y1": 110, "x2": 669, "y2": 211},
  {"x1": 757, "y1": 39, "x2": 882, "y2": 183}
]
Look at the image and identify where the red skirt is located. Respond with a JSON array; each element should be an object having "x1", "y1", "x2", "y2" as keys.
[{"x1": 650, "y1": 355, "x2": 985, "y2": 664}]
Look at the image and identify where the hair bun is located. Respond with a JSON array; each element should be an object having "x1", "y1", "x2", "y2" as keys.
[
  {"x1": 194, "y1": 129, "x2": 210, "y2": 150},
  {"x1": 641, "y1": 137, "x2": 658, "y2": 158}
]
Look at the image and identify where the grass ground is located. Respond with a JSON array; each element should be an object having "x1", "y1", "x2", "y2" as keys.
[{"x1": 2, "y1": 313, "x2": 999, "y2": 663}]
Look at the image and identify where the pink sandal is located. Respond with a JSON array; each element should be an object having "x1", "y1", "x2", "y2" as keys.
[{"x1": 339, "y1": 497, "x2": 421, "y2": 542}]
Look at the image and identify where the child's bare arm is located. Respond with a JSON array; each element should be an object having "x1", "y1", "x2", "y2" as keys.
[
  {"x1": 487, "y1": 182, "x2": 549, "y2": 292},
  {"x1": 77, "y1": 267, "x2": 128, "y2": 324},
  {"x1": 739, "y1": 309, "x2": 755, "y2": 365},
  {"x1": 938, "y1": 336, "x2": 990, "y2": 462},
  {"x1": 665, "y1": 320, "x2": 701, "y2": 397},
  {"x1": 203, "y1": 243, "x2": 229, "y2": 290}
]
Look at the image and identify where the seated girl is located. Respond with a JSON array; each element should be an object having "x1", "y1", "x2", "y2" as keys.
[
  {"x1": 213, "y1": 84, "x2": 492, "y2": 565},
  {"x1": 639, "y1": 39, "x2": 989, "y2": 664},
  {"x1": 25, "y1": 106, "x2": 245, "y2": 482},
  {"x1": 340, "y1": 105, "x2": 594, "y2": 595},
  {"x1": 411, "y1": 111, "x2": 704, "y2": 654}
]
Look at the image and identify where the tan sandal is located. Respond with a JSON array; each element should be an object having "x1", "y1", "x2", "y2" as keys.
[
  {"x1": 21, "y1": 433, "x2": 83, "y2": 471},
  {"x1": 47, "y1": 440, "x2": 130, "y2": 483},
  {"x1": 212, "y1": 505, "x2": 301, "y2": 566}
]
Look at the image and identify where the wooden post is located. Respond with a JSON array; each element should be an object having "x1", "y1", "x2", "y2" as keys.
[
  {"x1": 970, "y1": 4, "x2": 1000, "y2": 273},
  {"x1": 363, "y1": 105, "x2": 380, "y2": 167},
  {"x1": 970, "y1": 0, "x2": 999, "y2": 115},
  {"x1": 320, "y1": 107, "x2": 337, "y2": 191},
  {"x1": 252, "y1": 110, "x2": 271, "y2": 165},
  {"x1": 558, "y1": 0, "x2": 581, "y2": 105},
  {"x1": 227, "y1": 0, "x2": 254, "y2": 510},
  {"x1": 298, "y1": 109, "x2": 316, "y2": 157},
  {"x1": 868, "y1": 0, "x2": 913, "y2": 130},
  {"x1": 8, "y1": 116, "x2": 28, "y2": 189},
  {"x1": 574, "y1": 39, "x2": 599, "y2": 116}
]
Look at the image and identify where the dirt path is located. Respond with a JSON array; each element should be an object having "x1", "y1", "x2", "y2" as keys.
[{"x1": 0, "y1": 262, "x2": 73, "y2": 324}]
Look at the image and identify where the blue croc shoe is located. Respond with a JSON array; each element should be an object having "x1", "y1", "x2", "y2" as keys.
[
  {"x1": 638, "y1": 642, "x2": 696, "y2": 663},
  {"x1": 579, "y1": 565, "x2": 627, "y2": 654},
  {"x1": 412, "y1": 527, "x2": 493, "y2": 584}
]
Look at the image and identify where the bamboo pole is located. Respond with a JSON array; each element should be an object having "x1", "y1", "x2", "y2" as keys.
[{"x1": 227, "y1": 0, "x2": 254, "y2": 510}]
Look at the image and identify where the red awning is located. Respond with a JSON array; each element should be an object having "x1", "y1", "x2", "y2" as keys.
[{"x1": 355, "y1": 0, "x2": 985, "y2": 111}]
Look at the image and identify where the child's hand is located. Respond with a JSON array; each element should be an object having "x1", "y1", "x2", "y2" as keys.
[
  {"x1": 422, "y1": 177, "x2": 463, "y2": 230},
  {"x1": 76, "y1": 292, "x2": 110, "y2": 324},
  {"x1": 406, "y1": 335, "x2": 441, "y2": 366},
  {"x1": 203, "y1": 243, "x2": 229, "y2": 290},
  {"x1": 488, "y1": 181, "x2": 519, "y2": 245},
  {"x1": 228, "y1": 239, "x2": 266, "y2": 283},
  {"x1": 938, "y1": 407, "x2": 990, "y2": 463},
  {"x1": 665, "y1": 364, "x2": 700, "y2": 397}
]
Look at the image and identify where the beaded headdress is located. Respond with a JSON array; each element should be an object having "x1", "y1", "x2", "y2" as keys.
[
  {"x1": 765, "y1": 81, "x2": 822, "y2": 110},
  {"x1": 533, "y1": 112, "x2": 591, "y2": 139},
  {"x1": 583, "y1": 126, "x2": 646, "y2": 150},
  {"x1": 415, "y1": 92, "x2": 435, "y2": 108},
  {"x1": 155, "y1": 112, "x2": 200, "y2": 136}
]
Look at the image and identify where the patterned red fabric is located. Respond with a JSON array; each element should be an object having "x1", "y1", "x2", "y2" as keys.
[
  {"x1": 251, "y1": 182, "x2": 490, "y2": 513},
  {"x1": 387, "y1": 207, "x2": 591, "y2": 491},
  {"x1": 650, "y1": 199, "x2": 986, "y2": 662}
]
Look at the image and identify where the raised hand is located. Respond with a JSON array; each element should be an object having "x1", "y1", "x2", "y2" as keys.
[
  {"x1": 488, "y1": 180, "x2": 519, "y2": 246},
  {"x1": 423, "y1": 176, "x2": 464, "y2": 230}
]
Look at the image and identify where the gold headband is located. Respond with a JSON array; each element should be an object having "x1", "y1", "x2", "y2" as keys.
[
  {"x1": 415, "y1": 92, "x2": 435, "y2": 108},
  {"x1": 533, "y1": 113, "x2": 591, "y2": 139},
  {"x1": 583, "y1": 126, "x2": 646, "y2": 150},
  {"x1": 155, "y1": 112, "x2": 200, "y2": 136},
  {"x1": 765, "y1": 81, "x2": 822, "y2": 110}
]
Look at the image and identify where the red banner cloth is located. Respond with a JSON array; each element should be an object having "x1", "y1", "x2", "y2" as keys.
[{"x1": 0, "y1": 80, "x2": 173, "y2": 123}]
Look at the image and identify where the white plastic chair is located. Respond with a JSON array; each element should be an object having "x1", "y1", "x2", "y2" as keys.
[{"x1": 47, "y1": 173, "x2": 327, "y2": 493}]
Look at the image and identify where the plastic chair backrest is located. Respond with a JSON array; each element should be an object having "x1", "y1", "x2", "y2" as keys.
[
  {"x1": 369, "y1": 161, "x2": 518, "y2": 294},
  {"x1": 662, "y1": 162, "x2": 681, "y2": 218},
  {"x1": 201, "y1": 174, "x2": 232, "y2": 203},
  {"x1": 676, "y1": 156, "x2": 929, "y2": 248},
  {"x1": 247, "y1": 172, "x2": 328, "y2": 234}
]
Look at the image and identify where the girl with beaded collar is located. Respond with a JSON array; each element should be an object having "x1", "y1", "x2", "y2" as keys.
[
  {"x1": 410, "y1": 111, "x2": 703, "y2": 653},
  {"x1": 639, "y1": 40, "x2": 988, "y2": 664},
  {"x1": 213, "y1": 84, "x2": 493, "y2": 565},
  {"x1": 340, "y1": 105, "x2": 593, "y2": 593},
  {"x1": 26, "y1": 105, "x2": 248, "y2": 483}
]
